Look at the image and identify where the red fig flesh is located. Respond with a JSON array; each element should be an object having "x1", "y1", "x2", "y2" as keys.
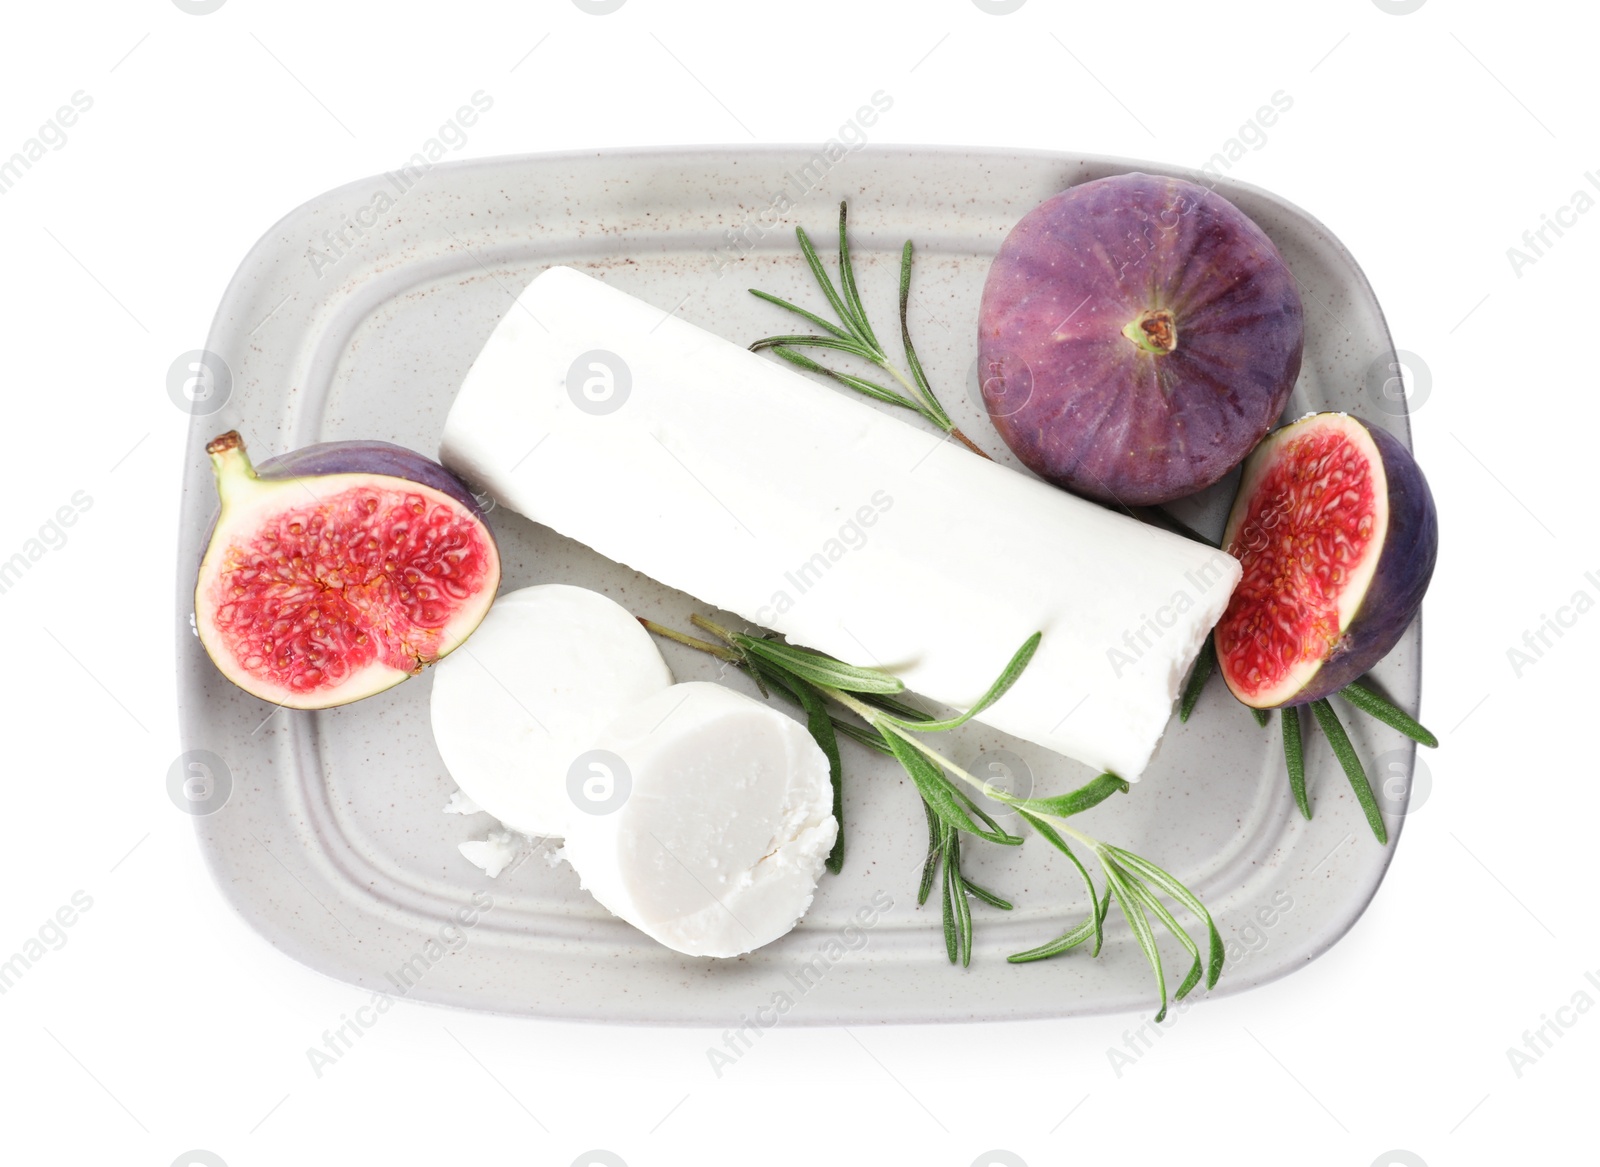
[{"x1": 194, "y1": 431, "x2": 500, "y2": 708}]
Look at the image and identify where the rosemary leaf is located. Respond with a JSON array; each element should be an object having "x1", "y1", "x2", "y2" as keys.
[
  {"x1": 952, "y1": 784, "x2": 1024, "y2": 846},
  {"x1": 856, "y1": 689, "x2": 936, "y2": 722},
  {"x1": 742, "y1": 647, "x2": 772, "y2": 698},
  {"x1": 765, "y1": 346, "x2": 919, "y2": 411},
  {"x1": 746, "y1": 288, "x2": 855, "y2": 342},
  {"x1": 1007, "y1": 914, "x2": 1098, "y2": 963},
  {"x1": 749, "y1": 333, "x2": 878, "y2": 360},
  {"x1": 962, "y1": 877, "x2": 1014, "y2": 911},
  {"x1": 1339, "y1": 677, "x2": 1439, "y2": 748},
  {"x1": 883, "y1": 732, "x2": 986, "y2": 839},
  {"x1": 1017, "y1": 809, "x2": 1104, "y2": 955},
  {"x1": 1103, "y1": 857, "x2": 1169, "y2": 1022},
  {"x1": 918, "y1": 798, "x2": 941, "y2": 906},
  {"x1": 749, "y1": 660, "x2": 878, "y2": 814},
  {"x1": 795, "y1": 223, "x2": 861, "y2": 345},
  {"x1": 1093, "y1": 885, "x2": 1113, "y2": 957},
  {"x1": 898, "y1": 239, "x2": 950, "y2": 429},
  {"x1": 882, "y1": 632, "x2": 1042, "y2": 733},
  {"x1": 940, "y1": 842, "x2": 959, "y2": 963},
  {"x1": 836, "y1": 202, "x2": 881, "y2": 353},
  {"x1": 1126, "y1": 877, "x2": 1206, "y2": 1000},
  {"x1": 1179, "y1": 636, "x2": 1216, "y2": 723},
  {"x1": 1006, "y1": 772, "x2": 1129, "y2": 819},
  {"x1": 1251, "y1": 706, "x2": 1271, "y2": 728},
  {"x1": 733, "y1": 635, "x2": 904, "y2": 694},
  {"x1": 1282, "y1": 704, "x2": 1310, "y2": 820},
  {"x1": 1310, "y1": 698, "x2": 1388, "y2": 845},
  {"x1": 833, "y1": 717, "x2": 893, "y2": 754},
  {"x1": 1104, "y1": 844, "x2": 1224, "y2": 989},
  {"x1": 947, "y1": 829, "x2": 973, "y2": 966},
  {"x1": 746, "y1": 653, "x2": 795, "y2": 700}
]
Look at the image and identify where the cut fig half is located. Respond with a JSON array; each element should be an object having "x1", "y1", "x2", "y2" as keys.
[
  {"x1": 194, "y1": 431, "x2": 501, "y2": 709},
  {"x1": 1215, "y1": 412, "x2": 1437, "y2": 709}
]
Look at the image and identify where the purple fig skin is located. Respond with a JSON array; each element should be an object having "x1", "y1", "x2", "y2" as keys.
[
  {"x1": 197, "y1": 437, "x2": 492, "y2": 551},
  {"x1": 978, "y1": 173, "x2": 1304, "y2": 506},
  {"x1": 1280, "y1": 418, "x2": 1437, "y2": 706},
  {"x1": 255, "y1": 439, "x2": 488, "y2": 520}
]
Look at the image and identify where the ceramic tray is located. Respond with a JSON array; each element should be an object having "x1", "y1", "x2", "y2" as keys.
[{"x1": 173, "y1": 146, "x2": 1420, "y2": 1023}]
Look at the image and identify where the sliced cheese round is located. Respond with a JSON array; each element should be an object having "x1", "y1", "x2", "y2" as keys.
[
  {"x1": 561, "y1": 681, "x2": 836, "y2": 958},
  {"x1": 429, "y1": 584, "x2": 673, "y2": 838}
]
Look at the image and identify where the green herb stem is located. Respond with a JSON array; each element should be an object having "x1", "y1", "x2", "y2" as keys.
[{"x1": 637, "y1": 617, "x2": 742, "y2": 662}]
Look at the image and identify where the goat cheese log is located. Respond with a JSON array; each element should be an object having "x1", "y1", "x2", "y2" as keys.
[{"x1": 441, "y1": 267, "x2": 1241, "y2": 779}]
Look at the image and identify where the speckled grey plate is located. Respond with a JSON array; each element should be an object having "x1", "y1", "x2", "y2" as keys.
[{"x1": 174, "y1": 146, "x2": 1422, "y2": 1023}]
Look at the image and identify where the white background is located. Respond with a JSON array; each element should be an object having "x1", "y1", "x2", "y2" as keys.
[{"x1": 0, "y1": 1, "x2": 1590, "y2": 1165}]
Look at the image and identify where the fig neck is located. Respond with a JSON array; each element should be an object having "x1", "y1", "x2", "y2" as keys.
[{"x1": 206, "y1": 431, "x2": 266, "y2": 507}]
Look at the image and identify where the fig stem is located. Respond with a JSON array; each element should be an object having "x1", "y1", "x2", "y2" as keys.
[
  {"x1": 1122, "y1": 309, "x2": 1178, "y2": 355},
  {"x1": 206, "y1": 430, "x2": 264, "y2": 507}
]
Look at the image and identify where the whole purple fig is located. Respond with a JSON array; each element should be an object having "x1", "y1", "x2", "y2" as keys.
[{"x1": 978, "y1": 173, "x2": 1304, "y2": 505}]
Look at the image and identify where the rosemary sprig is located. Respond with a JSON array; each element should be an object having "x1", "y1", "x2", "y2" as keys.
[
  {"x1": 641, "y1": 616, "x2": 1221, "y2": 1017},
  {"x1": 749, "y1": 202, "x2": 989, "y2": 458}
]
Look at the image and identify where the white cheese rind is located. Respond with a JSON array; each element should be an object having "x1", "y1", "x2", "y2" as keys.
[
  {"x1": 442, "y1": 266, "x2": 1241, "y2": 779},
  {"x1": 561, "y1": 681, "x2": 836, "y2": 958},
  {"x1": 429, "y1": 584, "x2": 674, "y2": 838}
]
